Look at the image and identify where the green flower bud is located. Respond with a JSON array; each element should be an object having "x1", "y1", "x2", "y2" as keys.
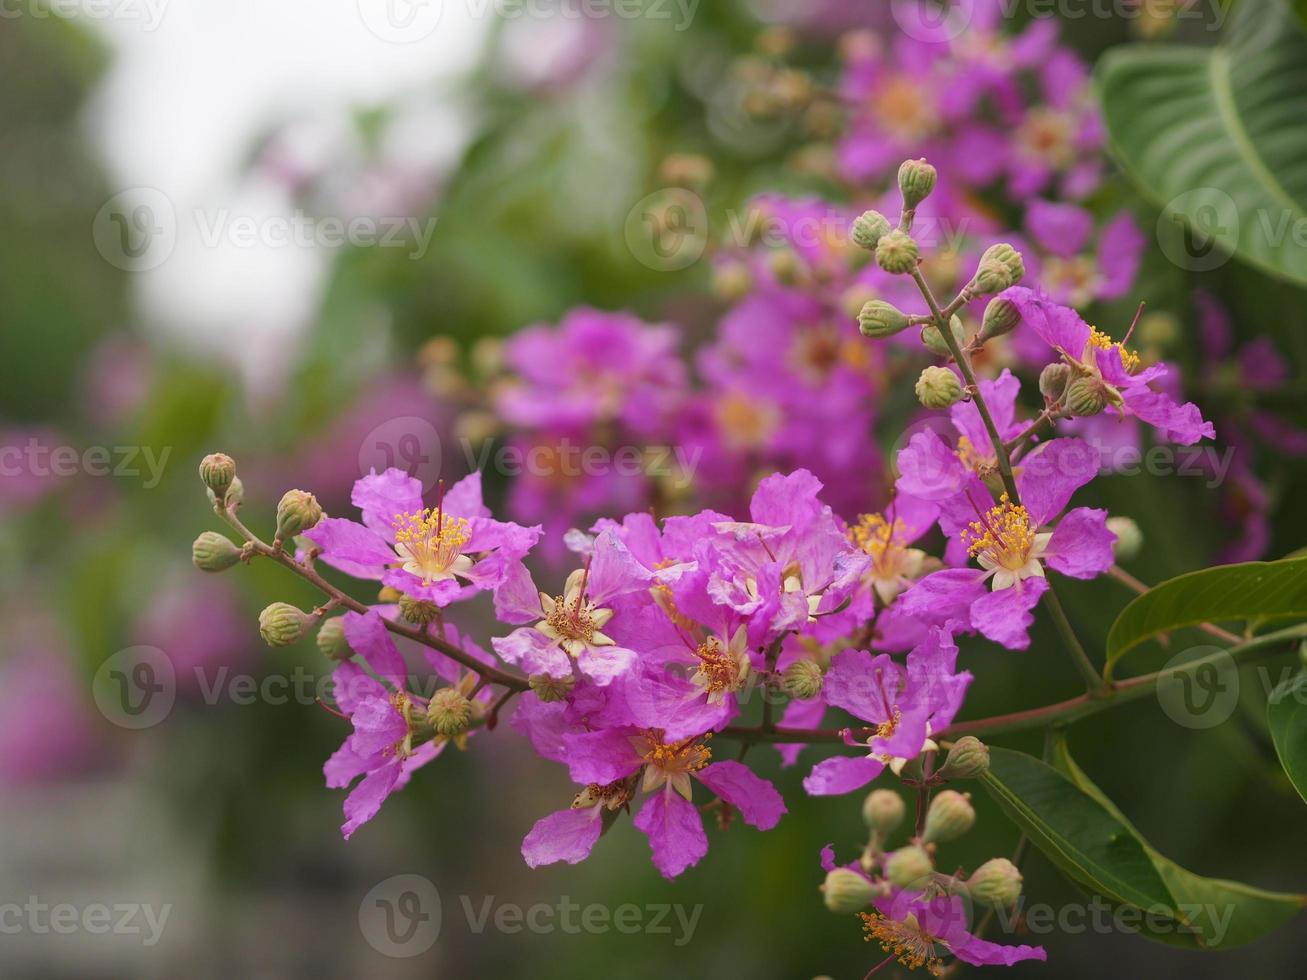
[
  {"x1": 851, "y1": 209, "x2": 892, "y2": 251},
  {"x1": 530, "y1": 673, "x2": 576, "y2": 703},
  {"x1": 822, "y1": 868, "x2": 876, "y2": 914},
  {"x1": 1065, "y1": 377, "x2": 1107, "y2": 417},
  {"x1": 915, "y1": 366, "x2": 964, "y2": 409},
  {"x1": 1038, "y1": 362, "x2": 1072, "y2": 402},
  {"x1": 192, "y1": 531, "x2": 241, "y2": 572},
  {"x1": 712, "y1": 261, "x2": 753, "y2": 303},
  {"x1": 199, "y1": 453, "x2": 236, "y2": 499},
  {"x1": 223, "y1": 476, "x2": 244, "y2": 508},
  {"x1": 979, "y1": 297, "x2": 1020, "y2": 342},
  {"x1": 1107, "y1": 516, "x2": 1143, "y2": 562},
  {"x1": 258, "y1": 602, "x2": 313, "y2": 647},
  {"x1": 885, "y1": 845, "x2": 934, "y2": 890},
  {"x1": 316, "y1": 617, "x2": 354, "y2": 662},
  {"x1": 936, "y1": 736, "x2": 990, "y2": 781},
  {"x1": 969, "y1": 243, "x2": 1025, "y2": 295},
  {"x1": 781, "y1": 659, "x2": 824, "y2": 700},
  {"x1": 398, "y1": 594, "x2": 441, "y2": 627},
  {"x1": 858, "y1": 300, "x2": 911, "y2": 339},
  {"x1": 275, "y1": 489, "x2": 323, "y2": 540},
  {"x1": 768, "y1": 247, "x2": 805, "y2": 285},
  {"x1": 966, "y1": 857, "x2": 1024, "y2": 909},
  {"x1": 898, "y1": 158, "x2": 937, "y2": 210},
  {"x1": 920, "y1": 316, "x2": 966, "y2": 357},
  {"x1": 862, "y1": 788, "x2": 905, "y2": 834},
  {"x1": 875, "y1": 229, "x2": 919, "y2": 275},
  {"x1": 923, "y1": 790, "x2": 976, "y2": 844},
  {"x1": 428, "y1": 687, "x2": 473, "y2": 737}
]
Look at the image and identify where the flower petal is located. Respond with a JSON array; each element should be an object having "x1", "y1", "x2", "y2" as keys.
[
  {"x1": 633, "y1": 790, "x2": 709, "y2": 880},
  {"x1": 697, "y1": 761, "x2": 786, "y2": 830},
  {"x1": 522, "y1": 807, "x2": 604, "y2": 868}
]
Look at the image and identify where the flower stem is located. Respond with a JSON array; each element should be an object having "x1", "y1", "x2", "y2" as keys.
[{"x1": 218, "y1": 504, "x2": 531, "y2": 692}]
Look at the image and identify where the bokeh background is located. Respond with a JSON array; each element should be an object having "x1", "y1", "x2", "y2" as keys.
[{"x1": 2, "y1": 2, "x2": 1305, "y2": 977}]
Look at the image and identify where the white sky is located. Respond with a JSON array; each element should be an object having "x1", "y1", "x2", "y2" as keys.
[{"x1": 74, "y1": 0, "x2": 488, "y2": 391}]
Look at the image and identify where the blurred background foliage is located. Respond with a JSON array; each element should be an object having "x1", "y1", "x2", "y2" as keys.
[{"x1": 1, "y1": 3, "x2": 1304, "y2": 978}]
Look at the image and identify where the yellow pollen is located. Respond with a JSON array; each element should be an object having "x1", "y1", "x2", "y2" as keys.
[
  {"x1": 859, "y1": 911, "x2": 944, "y2": 976},
  {"x1": 391, "y1": 509, "x2": 471, "y2": 583},
  {"x1": 851, "y1": 514, "x2": 905, "y2": 570},
  {"x1": 960, "y1": 494, "x2": 1036, "y2": 569},
  {"x1": 546, "y1": 594, "x2": 596, "y2": 643},
  {"x1": 694, "y1": 639, "x2": 739, "y2": 694},
  {"x1": 874, "y1": 706, "x2": 902, "y2": 741},
  {"x1": 714, "y1": 391, "x2": 779, "y2": 452},
  {"x1": 641, "y1": 731, "x2": 712, "y2": 773},
  {"x1": 1088, "y1": 325, "x2": 1141, "y2": 374},
  {"x1": 954, "y1": 435, "x2": 987, "y2": 473}
]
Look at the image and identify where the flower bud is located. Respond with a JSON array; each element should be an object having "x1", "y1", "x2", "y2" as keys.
[
  {"x1": 1107, "y1": 516, "x2": 1143, "y2": 562},
  {"x1": 258, "y1": 602, "x2": 313, "y2": 647},
  {"x1": 858, "y1": 300, "x2": 911, "y2": 339},
  {"x1": 781, "y1": 659, "x2": 824, "y2": 700},
  {"x1": 967, "y1": 857, "x2": 1023, "y2": 909},
  {"x1": 851, "y1": 209, "x2": 892, "y2": 251},
  {"x1": 768, "y1": 247, "x2": 805, "y2": 285},
  {"x1": 915, "y1": 366, "x2": 964, "y2": 409},
  {"x1": 885, "y1": 845, "x2": 934, "y2": 890},
  {"x1": 316, "y1": 617, "x2": 353, "y2": 662},
  {"x1": 530, "y1": 673, "x2": 576, "y2": 703},
  {"x1": 1038, "y1": 362, "x2": 1071, "y2": 402},
  {"x1": 275, "y1": 489, "x2": 323, "y2": 540},
  {"x1": 822, "y1": 868, "x2": 876, "y2": 914},
  {"x1": 223, "y1": 476, "x2": 245, "y2": 508},
  {"x1": 192, "y1": 531, "x2": 241, "y2": 572},
  {"x1": 898, "y1": 158, "x2": 937, "y2": 210},
  {"x1": 979, "y1": 297, "x2": 1020, "y2": 342},
  {"x1": 428, "y1": 687, "x2": 473, "y2": 737},
  {"x1": 920, "y1": 316, "x2": 966, "y2": 357},
  {"x1": 970, "y1": 244, "x2": 1025, "y2": 295},
  {"x1": 399, "y1": 594, "x2": 441, "y2": 627},
  {"x1": 923, "y1": 790, "x2": 976, "y2": 844},
  {"x1": 1065, "y1": 377, "x2": 1107, "y2": 417},
  {"x1": 862, "y1": 788, "x2": 905, "y2": 833},
  {"x1": 712, "y1": 261, "x2": 752, "y2": 303},
  {"x1": 199, "y1": 453, "x2": 236, "y2": 499},
  {"x1": 875, "y1": 229, "x2": 919, "y2": 275},
  {"x1": 936, "y1": 736, "x2": 990, "y2": 781}
]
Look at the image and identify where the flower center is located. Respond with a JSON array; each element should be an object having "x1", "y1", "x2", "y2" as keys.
[
  {"x1": 638, "y1": 731, "x2": 712, "y2": 775},
  {"x1": 961, "y1": 495, "x2": 1036, "y2": 571},
  {"x1": 859, "y1": 911, "x2": 944, "y2": 977},
  {"x1": 714, "y1": 390, "x2": 779, "y2": 451},
  {"x1": 392, "y1": 509, "x2": 471, "y2": 585},
  {"x1": 851, "y1": 513, "x2": 907, "y2": 577},
  {"x1": 692, "y1": 637, "x2": 747, "y2": 699},
  {"x1": 1018, "y1": 107, "x2": 1074, "y2": 167},
  {"x1": 954, "y1": 436, "x2": 990, "y2": 474},
  {"x1": 873, "y1": 74, "x2": 939, "y2": 142},
  {"x1": 545, "y1": 594, "x2": 596, "y2": 644}
]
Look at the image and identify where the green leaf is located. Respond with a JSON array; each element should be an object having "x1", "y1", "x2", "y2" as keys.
[
  {"x1": 1096, "y1": 0, "x2": 1307, "y2": 286},
  {"x1": 1050, "y1": 738, "x2": 1307, "y2": 948},
  {"x1": 980, "y1": 748, "x2": 1174, "y2": 913},
  {"x1": 1104, "y1": 557, "x2": 1307, "y2": 680},
  {"x1": 1268, "y1": 669, "x2": 1307, "y2": 804}
]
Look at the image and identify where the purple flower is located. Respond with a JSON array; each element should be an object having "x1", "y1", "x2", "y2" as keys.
[
  {"x1": 803, "y1": 628, "x2": 970, "y2": 795},
  {"x1": 305, "y1": 468, "x2": 541, "y2": 605},
  {"x1": 1002, "y1": 286, "x2": 1215, "y2": 446},
  {"x1": 862, "y1": 889, "x2": 1046, "y2": 973},
  {"x1": 899, "y1": 436, "x2": 1114, "y2": 650},
  {"x1": 1020, "y1": 201, "x2": 1143, "y2": 307},
  {"x1": 492, "y1": 530, "x2": 652, "y2": 686},
  {"x1": 525, "y1": 727, "x2": 784, "y2": 878}
]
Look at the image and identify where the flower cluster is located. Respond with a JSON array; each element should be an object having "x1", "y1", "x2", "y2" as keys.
[{"x1": 194, "y1": 154, "x2": 1237, "y2": 975}]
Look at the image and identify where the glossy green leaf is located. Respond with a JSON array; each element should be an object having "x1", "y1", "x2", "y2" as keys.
[
  {"x1": 1104, "y1": 557, "x2": 1307, "y2": 680},
  {"x1": 980, "y1": 748, "x2": 1174, "y2": 913},
  {"x1": 1268, "y1": 669, "x2": 1307, "y2": 804},
  {"x1": 1051, "y1": 738, "x2": 1307, "y2": 948},
  {"x1": 1097, "y1": 0, "x2": 1307, "y2": 285}
]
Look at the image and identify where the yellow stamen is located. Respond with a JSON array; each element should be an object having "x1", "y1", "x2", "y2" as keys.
[
  {"x1": 1087, "y1": 325, "x2": 1141, "y2": 374},
  {"x1": 391, "y1": 509, "x2": 472, "y2": 585},
  {"x1": 545, "y1": 594, "x2": 596, "y2": 644},
  {"x1": 960, "y1": 494, "x2": 1036, "y2": 570},
  {"x1": 859, "y1": 911, "x2": 944, "y2": 976},
  {"x1": 639, "y1": 731, "x2": 712, "y2": 773}
]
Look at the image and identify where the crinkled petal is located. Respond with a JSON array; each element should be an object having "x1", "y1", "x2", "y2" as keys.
[
  {"x1": 1016, "y1": 437, "x2": 1099, "y2": 525},
  {"x1": 561, "y1": 729, "x2": 642, "y2": 785},
  {"x1": 697, "y1": 761, "x2": 786, "y2": 829},
  {"x1": 351, "y1": 468, "x2": 424, "y2": 536},
  {"x1": 341, "y1": 610, "x2": 408, "y2": 689},
  {"x1": 522, "y1": 807, "x2": 604, "y2": 868},
  {"x1": 304, "y1": 518, "x2": 394, "y2": 579},
  {"x1": 633, "y1": 790, "x2": 709, "y2": 880},
  {"x1": 969, "y1": 578, "x2": 1048, "y2": 650},
  {"x1": 1120, "y1": 385, "x2": 1215, "y2": 445},
  {"x1": 802, "y1": 754, "x2": 885, "y2": 796},
  {"x1": 341, "y1": 762, "x2": 400, "y2": 839},
  {"x1": 1045, "y1": 507, "x2": 1115, "y2": 580}
]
